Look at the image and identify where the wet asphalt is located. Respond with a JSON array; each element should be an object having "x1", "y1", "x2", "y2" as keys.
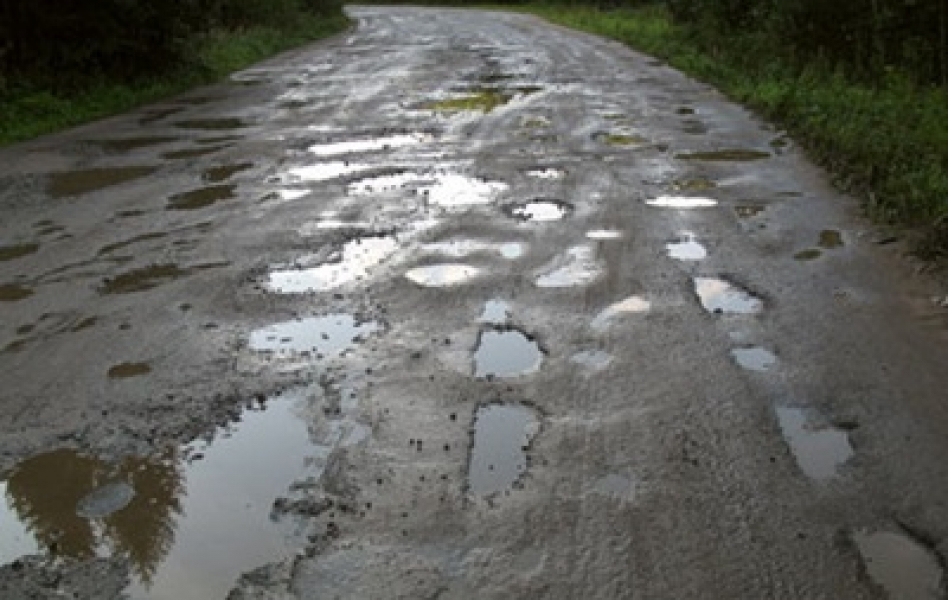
[{"x1": 1, "y1": 6, "x2": 948, "y2": 599}]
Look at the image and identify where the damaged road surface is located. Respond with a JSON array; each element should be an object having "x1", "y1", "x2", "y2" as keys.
[{"x1": 2, "y1": 6, "x2": 948, "y2": 599}]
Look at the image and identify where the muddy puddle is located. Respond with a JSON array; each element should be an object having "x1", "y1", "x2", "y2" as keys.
[
  {"x1": 591, "y1": 296, "x2": 651, "y2": 331},
  {"x1": 266, "y1": 236, "x2": 398, "y2": 293},
  {"x1": 730, "y1": 347, "x2": 776, "y2": 371},
  {"x1": 48, "y1": 167, "x2": 158, "y2": 198},
  {"x1": 694, "y1": 277, "x2": 763, "y2": 314},
  {"x1": 507, "y1": 200, "x2": 571, "y2": 222},
  {"x1": 174, "y1": 118, "x2": 248, "y2": 131},
  {"x1": 307, "y1": 133, "x2": 428, "y2": 156},
  {"x1": 666, "y1": 233, "x2": 707, "y2": 261},
  {"x1": 423, "y1": 239, "x2": 524, "y2": 260},
  {"x1": 0, "y1": 283, "x2": 34, "y2": 302},
  {"x1": 0, "y1": 394, "x2": 323, "y2": 598},
  {"x1": 0, "y1": 243, "x2": 39, "y2": 262},
  {"x1": 203, "y1": 163, "x2": 253, "y2": 184},
  {"x1": 794, "y1": 249, "x2": 822, "y2": 261},
  {"x1": 586, "y1": 229, "x2": 623, "y2": 240},
  {"x1": 405, "y1": 264, "x2": 481, "y2": 287},
  {"x1": 167, "y1": 185, "x2": 237, "y2": 210},
  {"x1": 107, "y1": 362, "x2": 152, "y2": 379},
  {"x1": 853, "y1": 529, "x2": 944, "y2": 600},
  {"x1": 91, "y1": 137, "x2": 177, "y2": 153},
  {"x1": 675, "y1": 149, "x2": 771, "y2": 161},
  {"x1": 536, "y1": 246, "x2": 602, "y2": 288},
  {"x1": 646, "y1": 196, "x2": 718, "y2": 209},
  {"x1": 288, "y1": 162, "x2": 370, "y2": 183},
  {"x1": 467, "y1": 403, "x2": 540, "y2": 495},
  {"x1": 775, "y1": 406, "x2": 853, "y2": 480},
  {"x1": 672, "y1": 177, "x2": 716, "y2": 192},
  {"x1": 249, "y1": 314, "x2": 379, "y2": 356},
  {"x1": 479, "y1": 300, "x2": 511, "y2": 325},
  {"x1": 474, "y1": 328, "x2": 543, "y2": 379}
]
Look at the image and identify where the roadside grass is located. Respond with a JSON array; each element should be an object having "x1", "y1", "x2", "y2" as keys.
[
  {"x1": 0, "y1": 12, "x2": 349, "y2": 146},
  {"x1": 513, "y1": 4, "x2": 948, "y2": 257}
]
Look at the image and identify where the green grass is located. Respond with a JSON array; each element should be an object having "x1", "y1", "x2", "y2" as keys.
[
  {"x1": 514, "y1": 4, "x2": 948, "y2": 257},
  {"x1": 0, "y1": 12, "x2": 349, "y2": 146}
]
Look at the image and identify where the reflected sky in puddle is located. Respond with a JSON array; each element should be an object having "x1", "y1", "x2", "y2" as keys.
[
  {"x1": 474, "y1": 329, "x2": 543, "y2": 379},
  {"x1": 646, "y1": 196, "x2": 718, "y2": 209},
  {"x1": 266, "y1": 236, "x2": 398, "y2": 293},
  {"x1": 853, "y1": 529, "x2": 944, "y2": 600},
  {"x1": 423, "y1": 239, "x2": 524, "y2": 260},
  {"x1": 586, "y1": 230, "x2": 623, "y2": 240},
  {"x1": 287, "y1": 162, "x2": 370, "y2": 182},
  {"x1": 479, "y1": 300, "x2": 511, "y2": 325},
  {"x1": 731, "y1": 347, "x2": 776, "y2": 371},
  {"x1": 694, "y1": 277, "x2": 763, "y2": 314},
  {"x1": 404, "y1": 264, "x2": 481, "y2": 287},
  {"x1": 536, "y1": 246, "x2": 603, "y2": 288},
  {"x1": 347, "y1": 172, "x2": 420, "y2": 195},
  {"x1": 249, "y1": 314, "x2": 379, "y2": 355},
  {"x1": 666, "y1": 233, "x2": 707, "y2": 261},
  {"x1": 776, "y1": 406, "x2": 853, "y2": 481},
  {"x1": 467, "y1": 403, "x2": 540, "y2": 495},
  {"x1": 422, "y1": 174, "x2": 508, "y2": 207},
  {"x1": 509, "y1": 200, "x2": 571, "y2": 222},
  {"x1": 307, "y1": 133, "x2": 428, "y2": 156},
  {"x1": 525, "y1": 167, "x2": 565, "y2": 179},
  {"x1": 591, "y1": 296, "x2": 651, "y2": 331},
  {"x1": 0, "y1": 395, "x2": 321, "y2": 598}
]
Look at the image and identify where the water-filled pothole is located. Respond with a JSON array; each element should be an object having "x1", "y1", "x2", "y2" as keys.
[
  {"x1": 591, "y1": 296, "x2": 651, "y2": 331},
  {"x1": 474, "y1": 328, "x2": 543, "y2": 379},
  {"x1": 506, "y1": 200, "x2": 571, "y2": 222},
  {"x1": 853, "y1": 529, "x2": 944, "y2": 600},
  {"x1": 675, "y1": 149, "x2": 771, "y2": 161},
  {"x1": 48, "y1": 167, "x2": 157, "y2": 198},
  {"x1": 405, "y1": 264, "x2": 481, "y2": 287},
  {"x1": 423, "y1": 239, "x2": 524, "y2": 260},
  {"x1": 0, "y1": 395, "x2": 322, "y2": 598},
  {"x1": 536, "y1": 246, "x2": 602, "y2": 288},
  {"x1": 775, "y1": 406, "x2": 853, "y2": 480},
  {"x1": 422, "y1": 174, "x2": 508, "y2": 207},
  {"x1": 0, "y1": 243, "x2": 39, "y2": 263},
  {"x1": 646, "y1": 196, "x2": 718, "y2": 209},
  {"x1": 479, "y1": 300, "x2": 510, "y2": 325},
  {"x1": 525, "y1": 167, "x2": 565, "y2": 179},
  {"x1": 307, "y1": 133, "x2": 428, "y2": 157},
  {"x1": 266, "y1": 236, "x2": 398, "y2": 293},
  {"x1": 666, "y1": 233, "x2": 707, "y2": 261},
  {"x1": 107, "y1": 362, "x2": 152, "y2": 379},
  {"x1": 467, "y1": 403, "x2": 539, "y2": 495},
  {"x1": 427, "y1": 90, "x2": 510, "y2": 113},
  {"x1": 794, "y1": 249, "x2": 822, "y2": 261},
  {"x1": 694, "y1": 277, "x2": 763, "y2": 314},
  {"x1": 730, "y1": 347, "x2": 776, "y2": 371},
  {"x1": 287, "y1": 162, "x2": 370, "y2": 182},
  {"x1": 586, "y1": 230, "x2": 624, "y2": 240},
  {"x1": 819, "y1": 229, "x2": 844, "y2": 249},
  {"x1": 249, "y1": 314, "x2": 379, "y2": 356},
  {"x1": 167, "y1": 185, "x2": 237, "y2": 210}
]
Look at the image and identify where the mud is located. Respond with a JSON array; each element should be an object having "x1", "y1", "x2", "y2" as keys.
[
  {"x1": 107, "y1": 362, "x2": 152, "y2": 379},
  {"x1": 48, "y1": 166, "x2": 157, "y2": 198},
  {"x1": 675, "y1": 149, "x2": 771, "y2": 161},
  {"x1": 202, "y1": 163, "x2": 253, "y2": 183},
  {"x1": 100, "y1": 264, "x2": 189, "y2": 294},
  {"x1": 174, "y1": 118, "x2": 248, "y2": 130},
  {"x1": 162, "y1": 146, "x2": 228, "y2": 160},
  {"x1": 0, "y1": 284, "x2": 33, "y2": 302},
  {"x1": 427, "y1": 89, "x2": 510, "y2": 113},
  {"x1": 167, "y1": 185, "x2": 238, "y2": 210}
]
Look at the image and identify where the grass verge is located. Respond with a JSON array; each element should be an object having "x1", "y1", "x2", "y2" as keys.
[
  {"x1": 0, "y1": 12, "x2": 349, "y2": 146},
  {"x1": 514, "y1": 4, "x2": 948, "y2": 257}
]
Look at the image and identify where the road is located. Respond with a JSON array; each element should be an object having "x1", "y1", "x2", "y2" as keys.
[{"x1": 1, "y1": 6, "x2": 946, "y2": 599}]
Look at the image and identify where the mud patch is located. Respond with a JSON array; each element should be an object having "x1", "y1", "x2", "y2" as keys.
[
  {"x1": 48, "y1": 167, "x2": 157, "y2": 198},
  {"x1": 266, "y1": 236, "x2": 398, "y2": 293},
  {"x1": 730, "y1": 347, "x2": 776, "y2": 371},
  {"x1": 308, "y1": 133, "x2": 428, "y2": 156},
  {"x1": 107, "y1": 362, "x2": 152, "y2": 379},
  {"x1": 507, "y1": 199, "x2": 571, "y2": 222},
  {"x1": 174, "y1": 118, "x2": 247, "y2": 130},
  {"x1": 479, "y1": 300, "x2": 511, "y2": 325},
  {"x1": 794, "y1": 249, "x2": 822, "y2": 261},
  {"x1": 675, "y1": 149, "x2": 771, "y2": 161},
  {"x1": 249, "y1": 314, "x2": 379, "y2": 356},
  {"x1": 467, "y1": 403, "x2": 540, "y2": 495},
  {"x1": 694, "y1": 277, "x2": 763, "y2": 314},
  {"x1": 474, "y1": 328, "x2": 543, "y2": 379},
  {"x1": 819, "y1": 229, "x2": 844, "y2": 249},
  {"x1": 666, "y1": 233, "x2": 707, "y2": 261},
  {"x1": 0, "y1": 243, "x2": 39, "y2": 262},
  {"x1": 203, "y1": 163, "x2": 253, "y2": 184},
  {"x1": 0, "y1": 284, "x2": 34, "y2": 302},
  {"x1": 167, "y1": 185, "x2": 237, "y2": 210},
  {"x1": 646, "y1": 196, "x2": 718, "y2": 209},
  {"x1": 776, "y1": 406, "x2": 853, "y2": 480},
  {"x1": 536, "y1": 246, "x2": 602, "y2": 288},
  {"x1": 405, "y1": 264, "x2": 481, "y2": 287},
  {"x1": 853, "y1": 529, "x2": 944, "y2": 600}
]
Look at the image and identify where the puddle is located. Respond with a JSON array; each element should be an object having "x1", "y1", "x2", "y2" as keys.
[
  {"x1": 174, "y1": 118, "x2": 247, "y2": 130},
  {"x1": 467, "y1": 403, "x2": 539, "y2": 495},
  {"x1": 479, "y1": 300, "x2": 510, "y2": 325},
  {"x1": 586, "y1": 230, "x2": 623, "y2": 240},
  {"x1": 646, "y1": 196, "x2": 718, "y2": 208},
  {"x1": 287, "y1": 162, "x2": 370, "y2": 182},
  {"x1": 571, "y1": 349, "x2": 613, "y2": 372},
  {"x1": 819, "y1": 229, "x2": 844, "y2": 249},
  {"x1": 666, "y1": 233, "x2": 708, "y2": 261},
  {"x1": 591, "y1": 296, "x2": 651, "y2": 331},
  {"x1": 794, "y1": 249, "x2": 822, "y2": 261},
  {"x1": 536, "y1": 246, "x2": 602, "y2": 288},
  {"x1": 422, "y1": 240, "x2": 524, "y2": 260},
  {"x1": 853, "y1": 529, "x2": 944, "y2": 600},
  {"x1": 775, "y1": 406, "x2": 853, "y2": 480},
  {"x1": 307, "y1": 133, "x2": 427, "y2": 156},
  {"x1": 525, "y1": 167, "x2": 564, "y2": 179},
  {"x1": 276, "y1": 189, "x2": 310, "y2": 201},
  {"x1": 421, "y1": 174, "x2": 508, "y2": 207},
  {"x1": 520, "y1": 116, "x2": 550, "y2": 129},
  {"x1": 474, "y1": 329, "x2": 543, "y2": 379},
  {"x1": 249, "y1": 314, "x2": 379, "y2": 355},
  {"x1": 0, "y1": 395, "x2": 322, "y2": 597},
  {"x1": 694, "y1": 277, "x2": 763, "y2": 314},
  {"x1": 405, "y1": 264, "x2": 481, "y2": 287},
  {"x1": 735, "y1": 204, "x2": 767, "y2": 218},
  {"x1": 730, "y1": 347, "x2": 776, "y2": 371},
  {"x1": 589, "y1": 474, "x2": 635, "y2": 501},
  {"x1": 92, "y1": 137, "x2": 177, "y2": 152},
  {"x1": 0, "y1": 243, "x2": 39, "y2": 262},
  {"x1": 346, "y1": 171, "x2": 421, "y2": 195},
  {"x1": 675, "y1": 149, "x2": 771, "y2": 161},
  {"x1": 427, "y1": 90, "x2": 510, "y2": 113},
  {"x1": 167, "y1": 185, "x2": 237, "y2": 210},
  {"x1": 507, "y1": 200, "x2": 571, "y2": 222},
  {"x1": 0, "y1": 284, "x2": 33, "y2": 302},
  {"x1": 266, "y1": 236, "x2": 398, "y2": 293},
  {"x1": 202, "y1": 163, "x2": 253, "y2": 184},
  {"x1": 101, "y1": 264, "x2": 191, "y2": 295},
  {"x1": 671, "y1": 177, "x2": 716, "y2": 192},
  {"x1": 107, "y1": 362, "x2": 152, "y2": 379},
  {"x1": 48, "y1": 167, "x2": 158, "y2": 198},
  {"x1": 681, "y1": 120, "x2": 709, "y2": 135}
]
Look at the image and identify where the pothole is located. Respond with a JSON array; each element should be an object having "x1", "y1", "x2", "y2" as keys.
[
  {"x1": 249, "y1": 314, "x2": 379, "y2": 356},
  {"x1": 107, "y1": 362, "x2": 152, "y2": 379},
  {"x1": 287, "y1": 162, "x2": 370, "y2": 182},
  {"x1": 853, "y1": 529, "x2": 944, "y2": 600},
  {"x1": 694, "y1": 277, "x2": 763, "y2": 314},
  {"x1": 405, "y1": 264, "x2": 481, "y2": 287},
  {"x1": 467, "y1": 403, "x2": 540, "y2": 495},
  {"x1": 202, "y1": 163, "x2": 253, "y2": 184},
  {"x1": 794, "y1": 249, "x2": 822, "y2": 261},
  {"x1": 167, "y1": 185, "x2": 237, "y2": 210},
  {"x1": 730, "y1": 347, "x2": 776, "y2": 371},
  {"x1": 675, "y1": 149, "x2": 771, "y2": 161},
  {"x1": 506, "y1": 199, "x2": 571, "y2": 222},
  {"x1": 307, "y1": 133, "x2": 428, "y2": 157},
  {"x1": 591, "y1": 296, "x2": 651, "y2": 331},
  {"x1": 474, "y1": 328, "x2": 543, "y2": 379},
  {"x1": 775, "y1": 406, "x2": 853, "y2": 480},
  {"x1": 535, "y1": 246, "x2": 603, "y2": 288},
  {"x1": 422, "y1": 240, "x2": 524, "y2": 260},
  {"x1": 819, "y1": 229, "x2": 844, "y2": 249},
  {"x1": 426, "y1": 89, "x2": 510, "y2": 113},
  {"x1": 666, "y1": 233, "x2": 707, "y2": 261},
  {"x1": 48, "y1": 167, "x2": 158, "y2": 198},
  {"x1": 0, "y1": 243, "x2": 39, "y2": 262},
  {"x1": 586, "y1": 230, "x2": 623, "y2": 240},
  {"x1": 421, "y1": 174, "x2": 508, "y2": 208},
  {"x1": 0, "y1": 394, "x2": 323, "y2": 598},
  {"x1": 479, "y1": 300, "x2": 510, "y2": 325},
  {"x1": 646, "y1": 196, "x2": 718, "y2": 209},
  {"x1": 266, "y1": 236, "x2": 398, "y2": 293}
]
